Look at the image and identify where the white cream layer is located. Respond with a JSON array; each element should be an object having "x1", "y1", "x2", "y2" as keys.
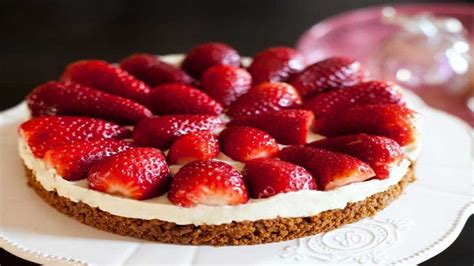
[{"x1": 19, "y1": 137, "x2": 411, "y2": 225}]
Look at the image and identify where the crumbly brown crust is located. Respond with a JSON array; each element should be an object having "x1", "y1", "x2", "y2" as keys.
[{"x1": 25, "y1": 164, "x2": 415, "y2": 246}]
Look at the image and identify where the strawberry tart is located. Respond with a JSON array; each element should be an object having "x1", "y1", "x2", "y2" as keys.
[{"x1": 18, "y1": 42, "x2": 422, "y2": 245}]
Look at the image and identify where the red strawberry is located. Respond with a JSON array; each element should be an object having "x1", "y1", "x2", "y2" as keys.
[
  {"x1": 279, "y1": 146, "x2": 375, "y2": 191},
  {"x1": 60, "y1": 60, "x2": 151, "y2": 105},
  {"x1": 182, "y1": 42, "x2": 241, "y2": 78},
  {"x1": 308, "y1": 134, "x2": 403, "y2": 179},
  {"x1": 227, "y1": 82, "x2": 302, "y2": 117},
  {"x1": 219, "y1": 126, "x2": 279, "y2": 162},
  {"x1": 248, "y1": 46, "x2": 304, "y2": 84},
  {"x1": 313, "y1": 104, "x2": 421, "y2": 146},
  {"x1": 290, "y1": 57, "x2": 365, "y2": 98},
  {"x1": 168, "y1": 160, "x2": 249, "y2": 207},
  {"x1": 120, "y1": 53, "x2": 195, "y2": 86},
  {"x1": 88, "y1": 147, "x2": 171, "y2": 200},
  {"x1": 201, "y1": 65, "x2": 252, "y2": 106},
  {"x1": 44, "y1": 140, "x2": 132, "y2": 181},
  {"x1": 168, "y1": 131, "x2": 219, "y2": 165},
  {"x1": 228, "y1": 110, "x2": 314, "y2": 145},
  {"x1": 19, "y1": 116, "x2": 129, "y2": 158},
  {"x1": 26, "y1": 81, "x2": 152, "y2": 124},
  {"x1": 133, "y1": 115, "x2": 223, "y2": 149},
  {"x1": 302, "y1": 81, "x2": 405, "y2": 117},
  {"x1": 243, "y1": 158, "x2": 316, "y2": 198},
  {"x1": 149, "y1": 83, "x2": 223, "y2": 115}
]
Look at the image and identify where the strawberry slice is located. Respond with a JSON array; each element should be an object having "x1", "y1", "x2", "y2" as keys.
[
  {"x1": 168, "y1": 160, "x2": 249, "y2": 207},
  {"x1": 219, "y1": 126, "x2": 279, "y2": 162},
  {"x1": 168, "y1": 131, "x2": 219, "y2": 165},
  {"x1": 302, "y1": 81, "x2": 405, "y2": 118},
  {"x1": 279, "y1": 146, "x2": 375, "y2": 191},
  {"x1": 228, "y1": 110, "x2": 314, "y2": 145},
  {"x1": 308, "y1": 134, "x2": 403, "y2": 179},
  {"x1": 201, "y1": 65, "x2": 252, "y2": 106},
  {"x1": 60, "y1": 60, "x2": 151, "y2": 105},
  {"x1": 248, "y1": 46, "x2": 304, "y2": 84},
  {"x1": 313, "y1": 104, "x2": 421, "y2": 146},
  {"x1": 242, "y1": 158, "x2": 316, "y2": 198},
  {"x1": 133, "y1": 115, "x2": 223, "y2": 149},
  {"x1": 182, "y1": 42, "x2": 241, "y2": 78},
  {"x1": 44, "y1": 140, "x2": 132, "y2": 181},
  {"x1": 26, "y1": 81, "x2": 152, "y2": 124},
  {"x1": 120, "y1": 53, "x2": 195, "y2": 86},
  {"x1": 88, "y1": 147, "x2": 171, "y2": 200},
  {"x1": 227, "y1": 82, "x2": 302, "y2": 117},
  {"x1": 149, "y1": 83, "x2": 223, "y2": 115},
  {"x1": 19, "y1": 116, "x2": 129, "y2": 158},
  {"x1": 290, "y1": 57, "x2": 365, "y2": 98}
]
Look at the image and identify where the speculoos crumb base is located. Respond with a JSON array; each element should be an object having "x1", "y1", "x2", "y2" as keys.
[{"x1": 24, "y1": 164, "x2": 415, "y2": 246}]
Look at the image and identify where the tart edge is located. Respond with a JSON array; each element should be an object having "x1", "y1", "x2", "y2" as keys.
[{"x1": 24, "y1": 163, "x2": 415, "y2": 246}]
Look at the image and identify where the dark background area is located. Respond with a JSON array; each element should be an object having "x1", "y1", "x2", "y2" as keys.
[{"x1": 1, "y1": 0, "x2": 473, "y2": 265}]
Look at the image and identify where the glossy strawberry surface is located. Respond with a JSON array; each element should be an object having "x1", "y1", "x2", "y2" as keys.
[
  {"x1": 243, "y1": 158, "x2": 316, "y2": 198},
  {"x1": 120, "y1": 53, "x2": 195, "y2": 86},
  {"x1": 308, "y1": 134, "x2": 403, "y2": 179},
  {"x1": 290, "y1": 57, "x2": 365, "y2": 98},
  {"x1": 149, "y1": 83, "x2": 223, "y2": 115},
  {"x1": 182, "y1": 42, "x2": 241, "y2": 78},
  {"x1": 168, "y1": 160, "x2": 249, "y2": 207},
  {"x1": 313, "y1": 104, "x2": 421, "y2": 146},
  {"x1": 201, "y1": 65, "x2": 252, "y2": 106},
  {"x1": 88, "y1": 147, "x2": 171, "y2": 200},
  {"x1": 61, "y1": 60, "x2": 151, "y2": 104},
  {"x1": 168, "y1": 131, "x2": 220, "y2": 165},
  {"x1": 227, "y1": 82, "x2": 302, "y2": 117},
  {"x1": 44, "y1": 140, "x2": 132, "y2": 181},
  {"x1": 219, "y1": 126, "x2": 279, "y2": 162},
  {"x1": 27, "y1": 81, "x2": 152, "y2": 124},
  {"x1": 248, "y1": 46, "x2": 304, "y2": 84},
  {"x1": 229, "y1": 109, "x2": 314, "y2": 145},
  {"x1": 133, "y1": 115, "x2": 223, "y2": 149},
  {"x1": 279, "y1": 146, "x2": 375, "y2": 191},
  {"x1": 20, "y1": 116, "x2": 129, "y2": 157}
]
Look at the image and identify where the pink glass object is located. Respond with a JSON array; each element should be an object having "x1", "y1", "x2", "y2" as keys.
[{"x1": 297, "y1": 4, "x2": 474, "y2": 125}]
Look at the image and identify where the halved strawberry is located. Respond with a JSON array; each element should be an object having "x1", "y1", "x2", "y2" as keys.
[
  {"x1": 19, "y1": 116, "x2": 129, "y2": 158},
  {"x1": 133, "y1": 115, "x2": 223, "y2": 149},
  {"x1": 242, "y1": 158, "x2": 316, "y2": 198},
  {"x1": 279, "y1": 146, "x2": 375, "y2": 191},
  {"x1": 289, "y1": 57, "x2": 365, "y2": 98},
  {"x1": 182, "y1": 42, "x2": 241, "y2": 78},
  {"x1": 44, "y1": 140, "x2": 132, "y2": 181},
  {"x1": 88, "y1": 147, "x2": 171, "y2": 200},
  {"x1": 120, "y1": 53, "x2": 195, "y2": 86},
  {"x1": 149, "y1": 83, "x2": 223, "y2": 115},
  {"x1": 168, "y1": 160, "x2": 249, "y2": 207},
  {"x1": 228, "y1": 110, "x2": 314, "y2": 145},
  {"x1": 201, "y1": 65, "x2": 252, "y2": 106},
  {"x1": 248, "y1": 46, "x2": 304, "y2": 84},
  {"x1": 168, "y1": 131, "x2": 219, "y2": 165},
  {"x1": 302, "y1": 81, "x2": 405, "y2": 117},
  {"x1": 308, "y1": 134, "x2": 403, "y2": 179},
  {"x1": 227, "y1": 82, "x2": 302, "y2": 117},
  {"x1": 60, "y1": 60, "x2": 151, "y2": 105},
  {"x1": 219, "y1": 126, "x2": 279, "y2": 162},
  {"x1": 26, "y1": 81, "x2": 152, "y2": 124},
  {"x1": 313, "y1": 104, "x2": 421, "y2": 146}
]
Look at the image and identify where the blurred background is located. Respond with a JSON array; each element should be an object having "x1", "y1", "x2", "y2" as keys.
[{"x1": 0, "y1": 0, "x2": 472, "y2": 264}]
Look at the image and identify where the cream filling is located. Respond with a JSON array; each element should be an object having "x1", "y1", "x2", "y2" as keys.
[{"x1": 19, "y1": 137, "x2": 412, "y2": 225}]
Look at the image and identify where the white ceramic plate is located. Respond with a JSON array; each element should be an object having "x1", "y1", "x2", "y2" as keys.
[{"x1": 1, "y1": 94, "x2": 472, "y2": 265}]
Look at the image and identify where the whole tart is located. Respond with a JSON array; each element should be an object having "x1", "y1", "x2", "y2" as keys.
[{"x1": 18, "y1": 44, "x2": 422, "y2": 246}]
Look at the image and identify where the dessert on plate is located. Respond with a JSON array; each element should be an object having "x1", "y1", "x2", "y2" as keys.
[{"x1": 18, "y1": 42, "x2": 422, "y2": 245}]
